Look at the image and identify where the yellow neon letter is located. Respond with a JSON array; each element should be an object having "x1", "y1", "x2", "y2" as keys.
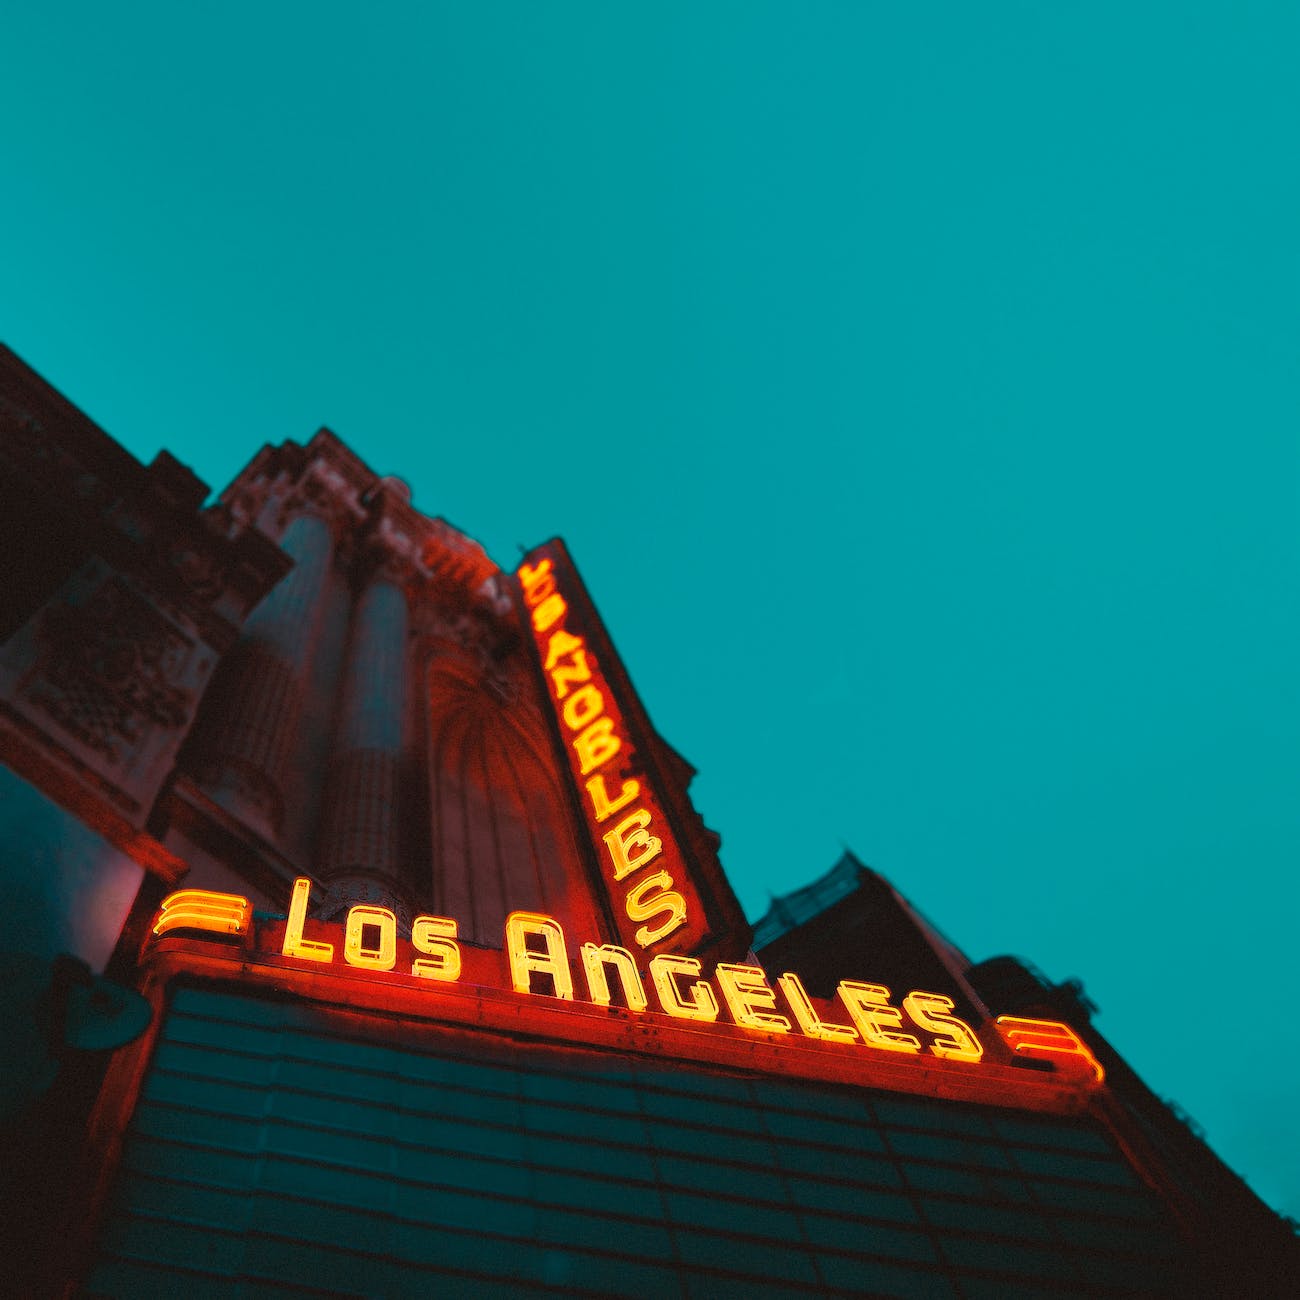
[
  {"x1": 625, "y1": 870, "x2": 688, "y2": 948},
  {"x1": 152, "y1": 889, "x2": 251, "y2": 939},
  {"x1": 715, "y1": 964, "x2": 791, "y2": 1034},
  {"x1": 505, "y1": 912, "x2": 573, "y2": 999},
  {"x1": 903, "y1": 992, "x2": 984, "y2": 1063},
  {"x1": 603, "y1": 809, "x2": 662, "y2": 880},
  {"x1": 777, "y1": 972, "x2": 858, "y2": 1043},
  {"x1": 649, "y1": 954, "x2": 719, "y2": 1022},
  {"x1": 518, "y1": 559, "x2": 554, "y2": 603},
  {"x1": 574, "y1": 716, "x2": 620, "y2": 774},
  {"x1": 837, "y1": 981, "x2": 921, "y2": 1054},
  {"x1": 585, "y1": 773, "x2": 640, "y2": 823},
  {"x1": 580, "y1": 943, "x2": 648, "y2": 1012},
  {"x1": 544, "y1": 627, "x2": 583, "y2": 670},
  {"x1": 532, "y1": 593, "x2": 566, "y2": 632},
  {"x1": 411, "y1": 915, "x2": 461, "y2": 981},
  {"x1": 562, "y1": 684, "x2": 605, "y2": 732},
  {"x1": 343, "y1": 905, "x2": 397, "y2": 971},
  {"x1": 996, "y1": 1016, "x2": 1104, "y2": 1083},
  {"x1": 282, "y1": 877, "x2": 334, "y2": 963},
  {"x1": 549, "y1": 647, "x2": 591, "y2": 699}
]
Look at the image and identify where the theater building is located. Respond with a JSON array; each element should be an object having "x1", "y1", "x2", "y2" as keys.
[{"x1": 1, "y1": 344, "x2": 1295, "y2": 1297}]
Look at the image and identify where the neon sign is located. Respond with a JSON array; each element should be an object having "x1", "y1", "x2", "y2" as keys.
[
  {"x1": 152, "y1": 880, "x2": 996, "y2": 1068},
  {"x1": 516, "y1": 544, "x2": 709, "y2": 954},
  {"x1": 144, "y1": 882, "x2": 1117, "y2": 1110},
  {"x1": 152, "y1": 889, "x2": 251, "y2": 938},
  {"x1": 996, "y1": 1015, "x2": 1105, "y2": 1082}
]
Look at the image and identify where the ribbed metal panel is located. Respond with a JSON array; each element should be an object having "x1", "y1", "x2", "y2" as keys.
[{"x1": 86, "y1": 987, "x2": 1185, "y2": 1298}]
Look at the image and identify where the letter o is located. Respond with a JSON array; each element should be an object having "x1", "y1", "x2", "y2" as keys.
[{"x1": 344, "y1": 905, "x2": 397, "y2": 971}]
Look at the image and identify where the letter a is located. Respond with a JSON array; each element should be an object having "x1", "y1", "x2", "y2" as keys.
[{"x1": 505, "y1": 912, "x2": 573, "y2": 999}]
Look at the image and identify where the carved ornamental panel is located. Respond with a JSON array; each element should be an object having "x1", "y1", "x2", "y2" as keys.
[{"x1": 2, "y1": 560, "x2": 217, "y2": 817}]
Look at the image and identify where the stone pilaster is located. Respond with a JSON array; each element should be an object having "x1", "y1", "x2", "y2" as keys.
[
  {"x1": 316, "y1": 555, "x2": 413, "y2": 922},
  {"x1": 190, "y1": 510, "x2": 337, "y2": 832}
]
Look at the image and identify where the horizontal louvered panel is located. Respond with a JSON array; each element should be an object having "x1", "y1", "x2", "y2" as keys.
[{"x1": 87, "y1": 985, "x2": 1183, "y2": 1298}]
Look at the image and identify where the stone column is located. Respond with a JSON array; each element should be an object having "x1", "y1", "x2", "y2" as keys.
[
  {"x1": 191, "y1": 510, "x2": 336, "y2": 832},
  {"x1": 316, "y1": 558, "x2": 412, "y2": 922}
]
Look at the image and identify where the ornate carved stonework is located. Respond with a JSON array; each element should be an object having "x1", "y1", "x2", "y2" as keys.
[
  {"x1": 23, "y1": 579, "x2": 194, "y2": 764},
  {"x1": 273, "y1": 459, "x2": 366, "y2": 540},
  {"x1": 166, "y1": 541, "x2": 227, "y2": 605},
  {"x1": 317, "y1": 875, "x2": 415, "y2": 933},
  {"x1": 417, "y1": 604, "x2": 526, "y2": 707}
]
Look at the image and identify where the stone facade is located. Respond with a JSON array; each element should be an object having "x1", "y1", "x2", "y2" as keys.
[{"x1": 172, "y1": 427, "x2": 616, "y2": 943}]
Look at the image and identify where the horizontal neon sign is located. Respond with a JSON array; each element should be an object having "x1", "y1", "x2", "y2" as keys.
[{"x1": 148, "y1": 882, "x2": 1104, "y2": 1085}]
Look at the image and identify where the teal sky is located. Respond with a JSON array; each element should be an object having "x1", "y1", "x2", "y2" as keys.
[{"x1": 4, "y1": 4, "x2": 1297, "y2": 1216}]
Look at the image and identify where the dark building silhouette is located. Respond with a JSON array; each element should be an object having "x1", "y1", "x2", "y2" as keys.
[{"x1": 1, "y1": 344, "x2": 1294, "y2": 1297}]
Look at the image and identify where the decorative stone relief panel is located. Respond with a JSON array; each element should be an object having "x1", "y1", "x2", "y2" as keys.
[
  {"x1": 3, "y1": 560, "x2": 217, "y2": 817},
  {"x1": 24, "y1": 576, "x2": 193, "y2": 761}
]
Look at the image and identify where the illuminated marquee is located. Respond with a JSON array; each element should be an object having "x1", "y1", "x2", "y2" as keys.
[
  {"x1": 146, "y1": 882, "x2": 1115, "y2": 1105},
  {"x1": 516, "y1": 543, "x2": 714, "y2": 954},
  {"x1": 153, "y1": 880, "x2": 992, "y2": 1066}
]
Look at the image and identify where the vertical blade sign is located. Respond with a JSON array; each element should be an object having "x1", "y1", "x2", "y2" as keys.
[{"x1": 516, "y1": 542, "x2": 709, "y2": 955}]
